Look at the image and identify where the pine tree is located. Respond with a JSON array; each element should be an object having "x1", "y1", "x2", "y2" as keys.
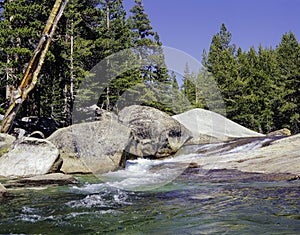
[
  {"x1": 128, "y1": 0, "x2": 155, "y2": 48},
  {"x1": 239, "y1": 47, "x2": 263, "y2": 131},
  {"x1": 0, "y1": 0, "x2": 51, "y2": 118},
  {"x1": 182, "y1": 63, "x2": 196, "y2": 107},
  {"x1": 168, "y1": 71, "x2": 191, "y2": 114},
  {"x1": 95, "y1": 0, "x2": 133, "y2": 111},
  {"x1": 231, "y1": 45, "x2": 279, "y2": 133},
  {"x1": 231, "y1": 47, "x2": 254, "y2": 128},
  {"x1": 256, "y1": 45, "x2": 278, "y2": 132},
  {"x1": 54, "y1": 0, "x2": 99, "y2": 125},
  {"x1": 195, "y1": 67, "x2": 214, "y2": 110},
  {"x1": 206, "y1": 23, "x2": 238, "y2": 118},
  {"x1": 147, "y1": 33, "x2": 174, "y2": 113},
  {"x1": 128, "y1": 0, "x2": 171, "y2": 111},
  {"x1": 276, "y1": 32, "x2": 300, "y2": 133}
]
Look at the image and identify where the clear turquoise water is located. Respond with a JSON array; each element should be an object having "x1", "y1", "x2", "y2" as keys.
[
  {"x1": 1, "y1": 174, "x2": 300, "y2": 235},
  {"x1": 1, "y1": 138, "x2": 299, "y2": 234}
]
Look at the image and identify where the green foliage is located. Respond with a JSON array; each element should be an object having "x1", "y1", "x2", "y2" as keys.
[
  {"x1": 201, "y1": 23, "x2": 300, "y2": 134},
  {"x1": 0, "y1": 0, "x2": 50, "y2": 117},
  {"x1": 0, "y1": 0, "x2": 174, "y2": 125},
  {"x1": 275, "y1": 32, "x2": 300, "y2": 133},
  {"x1": 95, "y1": 0, "x2": 133, "y2": 111},
  {"x1": 126, "y1": 0, "x2": 172, "y2": 113},
  {"x1": 1, "y1": 2, "x2": 300, "y2": 135}
]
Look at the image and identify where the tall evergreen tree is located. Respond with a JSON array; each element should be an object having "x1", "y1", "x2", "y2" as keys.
[
  {"x1": 231, "y1": 47, "x2": 254, "y2": 128},
  {"x1": 206, "y1": 23, "x2": 238, "y2": 118},
  {"x1": 0, "y1": 0, "x2": 51, "y2": 118},
  {"x1": 128, "y1": 0, "x2": 171, "y2": 112},
  {"x1": 256, "y1": 45, "x2": 278, "y2": 132},
  {"x1": 182, "y1": 63, "x2": 196, "y2": 106},
  {"x1": 276, "y1": 32, "x2": 300, "y2": 133},
  {"x1": 95, "y1": 0, "x2": 133, "y2": 111},
  {"x1": 168, "y1": 71, "x2": 192, "y2": 114},
  {"x1": 235, "y1": 45, "x2": 279, "y2": 133},
  {"x1": 53, "y1": 0, "x2": 98, "y2": 125}
]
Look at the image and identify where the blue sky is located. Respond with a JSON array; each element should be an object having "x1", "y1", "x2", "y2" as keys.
[{"x1": 124, "y1": 0, "x2": 300, "y2": 61}]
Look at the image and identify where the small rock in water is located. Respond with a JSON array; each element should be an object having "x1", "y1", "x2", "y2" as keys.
[
  {"x1": 16, "y1": 173, "x2": 78, "y2": 186},
  {"x1": 267, "y1": 128, "x2": 291, "y2": 137},
  {"x1": 288, "y1": 175, "x2": 300, "y2": 182},
  {"x1": 188, "y1": 162, "x2": 200, "y2": 168}
]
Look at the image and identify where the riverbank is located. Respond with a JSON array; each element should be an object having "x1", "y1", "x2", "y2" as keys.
[
  {"x1": 0, "y1": 106, "x2": 299, "y2": 195},
  {"x1": 183, "y1": 134, "x2": 300, "y2": 176}
]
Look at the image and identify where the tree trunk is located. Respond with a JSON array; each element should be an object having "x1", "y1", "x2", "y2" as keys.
[
  {"x1": 69, "y1": 18, "x2": 74, "y2": 124},
  {"x1": 105, "y1": 5, "x2": 110, "y2": 110},
  {"x1": 0, "y1": 0, "x2": 69, "y2": 133}
]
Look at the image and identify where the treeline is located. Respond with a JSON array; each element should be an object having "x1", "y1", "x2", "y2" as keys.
[
  {"x1": 183, "y1": 24, "x2": 300, "y2": 134},
  {"x1": 0, "y1": 0, "x2": 171, "y2": 126},
  {"x1": 1, "y1": 1, "x2": 299, "y2": 134}
]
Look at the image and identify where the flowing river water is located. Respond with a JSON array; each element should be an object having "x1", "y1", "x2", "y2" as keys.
[{"x1": 1, "y1": 138, "x2": 300, "y2": 234}]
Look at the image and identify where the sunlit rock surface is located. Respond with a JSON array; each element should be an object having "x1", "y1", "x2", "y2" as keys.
[
  {"x1": 0, "y1": 138, "x2": 59, "y2": 177},
  {"x1": 173, "y1": 108, "x2": 264, "y2": 144},
  {"x1": 193, "y1": 134, "x2": 300, "y2": 175},
  {"x1": 48, "y1": 119, "x2": 131, "y2": 174}
]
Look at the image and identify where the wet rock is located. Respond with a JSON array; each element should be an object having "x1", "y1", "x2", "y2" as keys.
[
  {"x1": 188, "y1": 162, "x2": 200, "y2": 168},
  {"x1": 182, "y1": 168, "x2": 298, "y2": 183},
  {"x1": 173, "y1": 108, "x2": 264, "y2": 144},
  {"x1": 0, "y1": 138, "x2": 59, "y2": 177},
  {"x1": 288, "y1": 175, "x2": 300, "y2": 181},
  {"x1": 118, "y1": 105, "x2": 192, "y2": 159},
  {"x1": 0, "y1": 133, "x2": 15, "y2": 156},
  {"x1": 193, "y1": 134, "x2": 300, "y2": 175},
  {"x1": 48, "y1": 118, "x2": 131, "y2": 174},
  {"x1": 0, "y1": 183, "x2": 7, "y2": 197},
  {"x1": 16, "y1": 173, "x2": 78, "y2": 186}
]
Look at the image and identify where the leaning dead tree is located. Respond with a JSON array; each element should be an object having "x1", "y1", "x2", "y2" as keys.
[{"x1": 0, "y1": 0, "x2": 69, "y2": 133}]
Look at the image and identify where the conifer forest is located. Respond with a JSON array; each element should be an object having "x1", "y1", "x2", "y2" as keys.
[{"x1": 0, "y1": 0, "x2": 300, "y2": 134}]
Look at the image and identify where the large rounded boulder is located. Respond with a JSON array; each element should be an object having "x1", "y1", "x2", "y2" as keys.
[
  {"x1": 0, "y1": 138, "x2": 59, "y2": 177},
  {"x1": 48, "y1": 118, "x2": 131, "y2": 174},
  {"x1": 118, "y1": 105, "x2": 192, "y2": 159}
]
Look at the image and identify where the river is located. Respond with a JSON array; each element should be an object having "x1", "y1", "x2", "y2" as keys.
[{"x1": 1, "y1": 139, "x2": 300, "y2": 234}]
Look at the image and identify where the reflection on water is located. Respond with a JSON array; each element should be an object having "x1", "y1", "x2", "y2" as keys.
[{"x1": 1, "y1": 174, "x2": 300, "y2": 234}]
